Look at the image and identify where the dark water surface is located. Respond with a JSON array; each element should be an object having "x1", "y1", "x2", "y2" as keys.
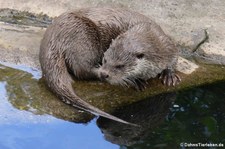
[{"x1": 0, "y1": 63, "x2": 225, "y2": 149}]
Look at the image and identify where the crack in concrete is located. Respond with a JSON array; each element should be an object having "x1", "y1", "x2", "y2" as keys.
[{"x1": 192, "y1": 29, "x2": 209, "y2": 52}]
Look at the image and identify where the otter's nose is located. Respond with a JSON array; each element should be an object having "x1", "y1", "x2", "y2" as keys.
[{"x1": 100, "y1": 71, "x2": 109, "y2": 80}]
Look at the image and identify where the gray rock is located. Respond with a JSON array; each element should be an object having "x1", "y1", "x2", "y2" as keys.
[
  {"x1": 176, "y1": 57, "x2": 199, "y2": 74},
  {"x1": 1, "y1": 0, "x2": 225, "y2": 66},
  {"x1": 0, "y1": 20, "x2": 197, "y2": 74},
  {"x1": 1, "y1": 0, "x2": 225, "y2": 68},
  {"x1": 0, "y1": 22, "x2": 45, "y2": 69}
]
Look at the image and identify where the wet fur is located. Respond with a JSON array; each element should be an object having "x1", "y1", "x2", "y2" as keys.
[
  {"x1": 39, "y1": 7, "x2": 178, "y2": 125},
  {"x1": 99, "y1": 22, "x2": 178, "y2": 89}
]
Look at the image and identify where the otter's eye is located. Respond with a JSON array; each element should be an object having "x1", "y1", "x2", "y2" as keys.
[
  {"x1": 95, "y1": 63, "x2": 101, "y2": 68},
  {"x1": 136, "y1": 53, "x2": 144, "y2": 59},
  {"x1": 103, "y1": 58, "x2": 107, "y2": 64},
  {"x1": 115, "y1": 64, "x2": 125, "y2": 69}
]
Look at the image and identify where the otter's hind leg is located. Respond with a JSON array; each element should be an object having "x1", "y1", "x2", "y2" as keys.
[
  {"x1": 64, "y1": 15, "x2": 104, "y2": 80},
  {"x1": 159, "y1": 69, "x2": 181, "y2": 86}
]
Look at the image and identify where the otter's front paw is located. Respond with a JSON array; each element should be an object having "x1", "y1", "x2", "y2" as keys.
[
  {"x1": 134, "y1": 78, "x2": 148, "y2": 91},
  {"x1": 159, "y1": 69, "x2": 181, "y2": 86}
]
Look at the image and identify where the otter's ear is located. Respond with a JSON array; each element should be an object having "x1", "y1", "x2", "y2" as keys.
[{"x1": 136, "y1": 53, "x2": 145, "y2": 59}]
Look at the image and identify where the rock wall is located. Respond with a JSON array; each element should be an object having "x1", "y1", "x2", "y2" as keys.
[{"x1": 0, "y1": 0, "x2": 225, "y2": 70}]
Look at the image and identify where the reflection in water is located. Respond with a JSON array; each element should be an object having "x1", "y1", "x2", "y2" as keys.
[
  {"x1": 0, "y1": 63, "x2": 225, "y2": 149},
  {"x1": 0, "y1": 63, "x2": 118, "y2": 149},
  {"x1": 125, "y1": 81, "x2": 225, "y2": 149},
  {"x1": 0, "y1": 81, "x2": 55, "y2": 124},
  {"x1": 0, "y1": 62, "x2": 41, "y2": 79},
  {"x1": 97, "y1": 93, "x2": 175, "y2": 146},
  {"x1": 0, "y1": 62, "x2": 173, "y2": 125},
  {"x1": 0, "y1": 63, "x2": 94, "y2": 123}
]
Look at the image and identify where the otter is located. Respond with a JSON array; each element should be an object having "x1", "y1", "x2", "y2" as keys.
[
  {"x1": 98, "y1": 22, "x2": 181, "y2": 90},
  {"x1": 39, "y1": 7, "x2": 180, "y2": 125}
]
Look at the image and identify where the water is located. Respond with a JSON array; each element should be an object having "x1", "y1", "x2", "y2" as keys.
[
  {"x1": 0, "y1": 63, "x2": 225, "y2": 149},
  {"x1": 0, "y1": 63, "x2": 118, "y2": 149}
]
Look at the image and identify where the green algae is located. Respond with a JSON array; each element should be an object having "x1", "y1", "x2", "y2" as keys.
[
  {"x1": 0, "y1": 64, "x2": 94, "y2": 123},
  {"x1": 73, "y1": 63, "x2": 225, "y2": 112},
  {"x1": 0, "y1": 62, "x2": 224, "y2": 124}
]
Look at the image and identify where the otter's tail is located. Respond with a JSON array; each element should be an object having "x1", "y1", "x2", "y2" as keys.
[{"x1": 39, "y1": 50, "x2": 136, "y2": 126}]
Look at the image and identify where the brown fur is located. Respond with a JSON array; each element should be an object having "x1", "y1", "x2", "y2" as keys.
[
  {"x1": 98, "y1": 22, "x2": 179, "y2": 89},
  {"x1": 39, "y1": 7, "x2": 178, "y2": 125}
]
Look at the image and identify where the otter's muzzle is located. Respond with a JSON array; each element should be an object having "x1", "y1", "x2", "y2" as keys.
[{"x1": 100, "y1": 71, "x2": 109, "y2": 80}]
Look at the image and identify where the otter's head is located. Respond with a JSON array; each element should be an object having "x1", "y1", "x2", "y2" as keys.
[{"x1": 98, "y1": 35, "x2": 160, "y2": 89}]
